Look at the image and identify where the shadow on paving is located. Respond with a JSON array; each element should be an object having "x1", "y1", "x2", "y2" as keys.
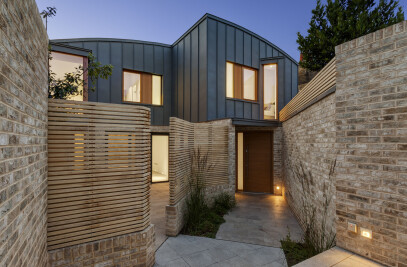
[
  {"x1": 154, "y1": 235, "x2": 287, "y2": 267},
  {"x1": 216, "y1": 192, "x2": 303, "y2": 247}
]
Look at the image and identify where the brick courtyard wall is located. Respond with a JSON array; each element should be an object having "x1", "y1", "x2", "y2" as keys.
[
  {"x1": 335, "y1": 22, "x2": 407, "y2": 266},
  {"x1": 281, "y1": 93, "x2": 337, "y2": 241},
  {"x1": 166, "y1": 117, "x2": 235, "y2": 236},
  {"x1": 0, "y1": 0, "x2": 49, "y2": 266}
]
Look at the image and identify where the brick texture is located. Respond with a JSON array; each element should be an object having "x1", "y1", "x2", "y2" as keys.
[
  {"x1": 335, "y1": 21, "x2": 407, "y2": 267},
  {"x1": 0, "y1": 0, "x2": 49, "y2": 266},
  {"x1": 282, "y1": 93, "x2": 337, "y2": 242},
  {"x1": 48, "y1": 225, "x2": 155, "y2": 267}
]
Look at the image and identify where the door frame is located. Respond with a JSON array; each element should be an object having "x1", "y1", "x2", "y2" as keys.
[
  {"x1": 235, "y1": 130, "x2": 274, "y2": 193},
  {"x1": 151, "y1": 132, "x2": 170, "y2": 183}
]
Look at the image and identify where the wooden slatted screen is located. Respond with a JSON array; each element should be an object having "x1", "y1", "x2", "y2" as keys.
[
  {"x1": 169, "y1": 117, "x2": 230, "y2": 205},
  {"x1": 47, "y1": 99, "x2": 151, "y2": 250},
  {"x1": 279, "y1": 58, "x2": 336, "y2": 121}
]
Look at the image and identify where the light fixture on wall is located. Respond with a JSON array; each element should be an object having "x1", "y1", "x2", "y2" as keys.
[
  {"x1": 360, "y1": 227, "x2": 372, "y2": 239},
  {"x1": 276, "y1": 186, "x2": 280, "y2": 190}
]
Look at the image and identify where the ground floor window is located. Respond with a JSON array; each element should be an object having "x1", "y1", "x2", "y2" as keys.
[{"x1": 152, "y1": 135, "x2": 169, "y2": 182}]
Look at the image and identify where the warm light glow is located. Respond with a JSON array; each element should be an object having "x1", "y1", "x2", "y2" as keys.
[
  {"x1": 360, "y1": 227, "x2": 372, "y2": 239},
  {"x1": 237, "y1": 133, "x2": 244, "y2": 191},
  {"x1": 226, "y1": 62, "x2": 234, "y2": 98},
  {"x1": 152, "y1": 135, "x2": 169, "y2": 182},
  {"x1": 276, "y1": 186, "x2": 280, "y2": 190},
  {"x1": 263, "y1": 64, "x2": 277, "y2": 120},
  {"x1": 50, "y1": 52, "x2": 84, "y2": 101}
]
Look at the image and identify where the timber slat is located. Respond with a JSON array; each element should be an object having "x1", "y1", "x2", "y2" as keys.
[
  {"x1": 279, "y1": 58, "x2": 336, "y2": 121},
  {"x1": 47, "y1": 99, "x2": 151, "y2": 250}
]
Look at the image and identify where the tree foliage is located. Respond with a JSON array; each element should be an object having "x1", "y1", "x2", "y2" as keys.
[
  {"x1": 297, "y1": 0, "x2": 404, "y2": 71},
  {"x1": 48, "y1": 52, "x2": 113, "y2": 99}
]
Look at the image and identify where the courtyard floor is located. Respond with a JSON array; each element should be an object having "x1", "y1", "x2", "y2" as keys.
[
  {"x1": 216, "y1": 192, "x2": 303, "y2": 247},
  {"x1": 150, "y1": 182, "x2": 169, "y2": 250},
  {"x1": 151, "y1": 184, "x2": 382, "y2": 266}
]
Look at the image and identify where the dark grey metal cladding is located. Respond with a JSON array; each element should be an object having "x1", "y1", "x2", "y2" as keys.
[
  {"x1": 172, "y1": 19, "x2": 208, "y2": 122},
  {"x1": 205, "y1": 16, "x2": 298, "y2": 121},
  {"x1": 52, "y1": 38, "x2": 172, "y2": 126}
]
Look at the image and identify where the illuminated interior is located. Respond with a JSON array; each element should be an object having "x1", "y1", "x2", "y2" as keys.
[
  {"x1": 50, "y1": 52, "x2": 84, "y2": 101},
  {"x1": 237, "y1": 132, "x2": 243, "y2": 190},
  {"x1": 225, "y1": 62, "x2": 257, "y2": 101},
  {"x1": 152, "y1": 135, "x2": 169, "y2": 182},
  {"x1": 152, "y1": 75, "x2": 162, "y2": 105},
  {"x1": 243, "y1": 68, "x2": 256, "y2": 100},
  {"x1": 123, "y1": 71, "x2": 141, "y2": 102},
  {"x1": 263, "y1": 64, "x2": 277, "y2": 120},
  {"x1": 226, "y1": 62, "x2": 234, "y2": 98}
]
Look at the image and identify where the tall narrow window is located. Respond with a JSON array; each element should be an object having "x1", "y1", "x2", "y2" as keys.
[
  {"x1": 123, "y1": 70, "x2": 163, "y2": 105},
  {"x1": 152, "y1": 135, "x2": 169, "y2": 182},
  {"x1": 263, "y1": 64, "x2": 278, "y2": 120},
  {"x1": 226, "y1": 62, "x2": 234, "y2": 98},
  {"x1": 225, "y1": 62, "x2": 257, "y2": 101},
  {"x1": 50, "y1": 51, "x2": 86, "y2": 101},
  {"x1": 152, "y1": 75, "x2": 162, "y2": 105}
]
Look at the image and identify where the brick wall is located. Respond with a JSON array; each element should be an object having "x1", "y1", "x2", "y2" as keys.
[
  {"x1": 166, "y1": 117, "x2": 235, "y2": 236},
  {"x1": 48, "y1": 225, "x2": 155, "y2": 267},
  {"x1": 335, "y1": 21, "x2": 407, "y2": 266},
  {"x1": 0, "y1": 0, "x2": 49, "y2": 266},
  {"x1": 282, "y1": 93, "x2": 337, "y2": 242}
]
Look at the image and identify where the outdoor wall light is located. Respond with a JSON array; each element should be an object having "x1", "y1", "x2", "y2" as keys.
[{"x1": 360, "y1": 227, "x2": 372, "y2": 239}]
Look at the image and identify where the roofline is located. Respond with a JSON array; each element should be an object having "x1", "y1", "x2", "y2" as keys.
[
  {"x1": 172, "y1": 13, "x2": 298, "y2": 65},
  {"x1": 50, "y1": 41, "x2": 92, "y2": 52},
  {"x1": 50, "y1": 38, "x2": 172, "y2": 48},
  {"x1": 51, "y1": 14, "x2": 297, "y2": 64}
]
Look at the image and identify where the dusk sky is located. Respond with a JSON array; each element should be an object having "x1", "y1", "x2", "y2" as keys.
[{"x1": 35, "y1": 0, "x2": 407, "y2": 62}]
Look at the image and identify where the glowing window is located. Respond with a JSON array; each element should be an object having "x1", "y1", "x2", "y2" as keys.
[{"x1": 49, "y1": 52, "x2": 85, "y2": 101}]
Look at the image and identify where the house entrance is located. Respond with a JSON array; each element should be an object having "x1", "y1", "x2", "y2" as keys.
[{"x1": 237, "y1": 131, "x2": 274, "y2": 193}]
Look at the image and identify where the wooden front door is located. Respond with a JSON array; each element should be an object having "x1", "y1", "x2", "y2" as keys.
[{"x1": 243, "y1": 132, "x2": 273, "y2": 193}]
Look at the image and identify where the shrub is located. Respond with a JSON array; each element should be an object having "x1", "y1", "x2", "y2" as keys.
[{"x1": 182, "y1": 148, "x2": 235, "y2": 238}]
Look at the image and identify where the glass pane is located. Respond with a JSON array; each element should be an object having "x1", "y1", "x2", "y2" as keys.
[
  {"x1": 237, "y1": 132, "x2": 244, "y2": 191},
  {"x1": 243, "y1": 68, "x2": 256, "y2": 100},
  {"x1": 50, "y1": 52, "x2": 84, "y2": 101},
  {"x1": 152, "y1": 75, "x2": 162, "y2": 105},
  {"x1": 123, "y1": 71, "x2": 141, "y2": 102},
  {"x1": 226, "y1": 62, "x2": 234, "y2": 98},
  {"x1": 263, "y1": 64, "x2": 277, "y2": 120},
  {"x1": 152, "y1": 135, "x2": 169, "y2": 182}
]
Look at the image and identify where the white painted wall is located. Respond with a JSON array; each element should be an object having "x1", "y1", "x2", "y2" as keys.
[{"x1": 152, "y1": 135, "x2": 168, "y2": 176}]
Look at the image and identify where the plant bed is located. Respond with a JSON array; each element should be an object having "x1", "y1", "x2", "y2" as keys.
[
  {"x1": 182, "y1": 192, "x2": 236, "y2": 238},
  {"x1": 280, "y1": 234, "x2": 319, "y2": 266}
]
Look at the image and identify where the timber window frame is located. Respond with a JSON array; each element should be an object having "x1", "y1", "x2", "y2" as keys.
[
  {"x1": 122, "y1": 69, "x2": 163, "y2": 106},
  {"x1": 226, "y1": 61, "x2": 258, "y2": 102}
]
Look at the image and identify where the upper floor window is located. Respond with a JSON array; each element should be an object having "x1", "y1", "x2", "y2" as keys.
[
  {"x1": 263, "y1": 64, "x2": 278, "y2": 120},
  {"x1": 123, "y1": 70, "x2": 162, "y2": 105},
  {"x1": 49, "y1": 51, "x2": 86, "y2": 101},
  {"x1": 226, "y1": 62, "x2": 257, "y2": 101}
]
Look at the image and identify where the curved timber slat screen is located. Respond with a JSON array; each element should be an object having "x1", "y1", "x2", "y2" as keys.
[
  {"x1": 47, "y1": 99, "x2": 151, "y2": 250},
  {"x1": 169, "y1": 117, "x2": 230, "y2": 206},
  {"x1": 279, "y1": 58, "x2": 336, "y2": 121}
]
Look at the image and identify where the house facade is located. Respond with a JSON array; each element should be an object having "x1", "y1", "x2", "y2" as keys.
[{"x1": 50, "y1": 13, "x2": 298, "y2": 194}]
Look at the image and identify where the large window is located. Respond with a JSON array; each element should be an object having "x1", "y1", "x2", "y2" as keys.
[
  {"x1": 49, "y1": 51, "x2": 86, "y2": 101},
  {"x1": 226, "y1": 62, "x2": 257, "y2": 101},
  {"x1": 263, "y1": 64, "x2": 278, "y2": 120},
  {"x1": 123, "y1": 70, "x2": 162, "y2": 105}
]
